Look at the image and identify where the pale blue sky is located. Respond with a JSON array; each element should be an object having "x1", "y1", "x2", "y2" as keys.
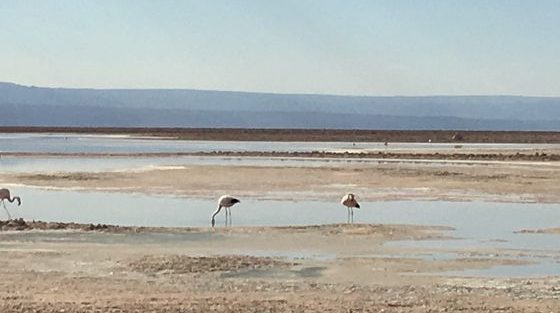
[{"x1": 1, "y1": 1, "x2": 559, "y2": 96}]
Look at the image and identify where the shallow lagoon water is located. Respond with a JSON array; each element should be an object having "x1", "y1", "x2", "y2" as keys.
[
  {"x1": 1, "y1": 133, "x2": 361, "y2": 154},
  {"x1": 0, "y1": 155, "x2": 458, "y2": 174},
  {"x1": 2, "y1": 133, "x2": 560, "y2": 277},
  {"x1": 2, "y1": 133, "x2": 559, "y2": 154},
  {"x1": 4, "y1": 186, "x2": 560, "y2": 277},
  {"x1": 3, "y1": 154, "x2": 560, "y2": 175},
  {"x1": 3, "y1": 133, "x2": 559, "y2": 177},
  {"x1": 9, "y1": 187, "x2": 560, "y2": 233}
]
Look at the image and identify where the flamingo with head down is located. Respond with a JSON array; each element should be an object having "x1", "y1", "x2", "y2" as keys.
[
  {"x1": 211, "y1": 195, "x2": 240, "y2": 227},
  {"x1": 0, "y1": 188, "x2": 21, "y2": 220}
]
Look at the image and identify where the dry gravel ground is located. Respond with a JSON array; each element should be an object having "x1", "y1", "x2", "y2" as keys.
[{"x1": 0, "y1": 224, "x2": 558, "y2": 313}]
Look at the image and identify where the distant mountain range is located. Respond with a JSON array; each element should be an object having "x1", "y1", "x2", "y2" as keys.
[{"x1": 1, "y1": 82, "x2": 559, "y2": 130}]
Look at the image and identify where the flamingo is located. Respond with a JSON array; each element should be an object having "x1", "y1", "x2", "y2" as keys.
[
  {"x1": 0, "y1": 188, "x2": 21, "y2": 220},
  {"x1": 211, "y1": 195, "x2": 240, "y2": 227},
  {"x1": 341, "y1": 193, "x2": 360, "y2": 224}
]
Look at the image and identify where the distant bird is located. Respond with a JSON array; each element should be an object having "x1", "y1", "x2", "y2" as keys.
[
  {"x1": 341, "y1": 193, "x2": 360, "y2": 224},
  {"x1": 451, "y1": 132, "x2": 464, "y2": 141},
  {"x1": 211, "y1": 195, "x2": 240, "y2": 227},
  {"x1": 0, "y1": 188, "x2": 21, "y2": 220}
]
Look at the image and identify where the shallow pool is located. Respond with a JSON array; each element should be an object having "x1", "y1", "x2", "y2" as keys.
[{"x1": 3, "y1": 186, "x2": 560, "y2": 277}]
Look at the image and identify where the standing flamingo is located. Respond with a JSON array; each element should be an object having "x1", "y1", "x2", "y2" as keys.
[
  {"x1": 211, "y1": 195, "x2": 240, "y2": 227},
  {"x1": 341, "y1": 193, "x2": 360, "y2": 224},
  {"x1": 0, "y1": 188, "x2": 21, "y2": 220}
]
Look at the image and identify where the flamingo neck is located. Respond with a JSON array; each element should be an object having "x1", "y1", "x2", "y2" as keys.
[
  {"x1": 211, "y1": 206, "x2": 222, "y2": 227},
  {"x1": 9, "y1": 196, "x2": 21, "y2": 205}
]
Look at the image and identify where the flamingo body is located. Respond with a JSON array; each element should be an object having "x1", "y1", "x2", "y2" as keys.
[
  {"x1": 0, "y1": 188, "x2": 21, "y2": 220},
  {"x1": 341, "y1": 193, "x2": 360, "y2": 224},
  {"x1": 211, "y1": 195, "x2": 240, "y2": 227}
]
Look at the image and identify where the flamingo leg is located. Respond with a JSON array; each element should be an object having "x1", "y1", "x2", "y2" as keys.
[
  {"x1": 228, "y1": 208, "x2": 232, "y2": 226},
  {"x1": 2, "y1": 201, "x2": 11, "y2": 220},
  {"x1": 224, "y1": 207, "x2": 228, "y2": 227},
  {"x1": 351, "y1": 208, "x2": 354, "y2": 224},
  {"x1": 347, "y1": 206, "x2": 350, "y2": 224}
]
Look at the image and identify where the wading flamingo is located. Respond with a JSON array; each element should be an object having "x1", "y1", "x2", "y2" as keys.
[
  {"x1": 0, "y1": 188, "x2": 21, "y2": 220},
  {"x1": 211, "y1": 195, "x2": 240, "y2": 227},
  {"x1": 341, "y1": 193, "x2": 360, "y2": 224}
]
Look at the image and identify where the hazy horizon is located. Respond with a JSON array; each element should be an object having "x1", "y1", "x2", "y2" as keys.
[
  {"x1": 2, "y1": 81, "x2": 559, "y2": 99},
  {"x1": 2, "y1": 81, "x2": 560, "y2": 131}
]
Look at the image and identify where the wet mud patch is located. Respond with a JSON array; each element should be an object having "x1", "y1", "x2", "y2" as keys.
[
  {"x1": 129, "y1": 255, "x2": 298, "y2": 274},
  {"x1": 0, "y1": 219, "x2": 207, "y2": 234},
  {"x1": 273, "y1": 223, "x2": 453, "y2": 240},
  {"x1": 16, "y1": 172, "x2": 109, "y2": 181},
  {"x1": 0, "y1": 219, "x2": 132, "y2": 232},
  {"x1": 220, "y1": 266, "x2": 327, "y2": 279}
]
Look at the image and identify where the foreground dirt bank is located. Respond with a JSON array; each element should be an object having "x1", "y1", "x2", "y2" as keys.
[
  {"x1": 0, "y1": 219, "x2": 450, "y2": 237},
  {"x1": 0, "y1": 224, "x2": 558, "y2": 313}
]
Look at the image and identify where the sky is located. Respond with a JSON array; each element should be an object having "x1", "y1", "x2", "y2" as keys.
[{"x1": 1, "y1": 0, "x2": 559, "y2": 96}]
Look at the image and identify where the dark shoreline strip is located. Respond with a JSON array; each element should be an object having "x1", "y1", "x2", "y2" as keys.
[
  {"x1": 1, "y1": 151, "x2": 558, "y2": 161},
  {"x1": 1, "y1": 127, "x2": 560, "y2": 143}
]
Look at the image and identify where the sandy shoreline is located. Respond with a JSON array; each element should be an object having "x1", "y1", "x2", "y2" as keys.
[
  {"x1": 514, "y1": 227, "x2": 560, "y2": 234},
  {"x1": 5, "y1": 161, "x2": 560, "y2": 203}
]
